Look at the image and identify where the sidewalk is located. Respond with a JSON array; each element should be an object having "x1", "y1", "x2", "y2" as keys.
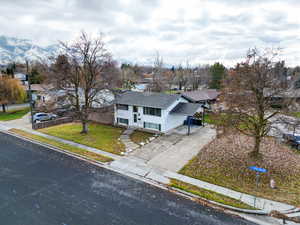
[{"x1": 0, "y1": 122, "x2": 297, "y2": 216}]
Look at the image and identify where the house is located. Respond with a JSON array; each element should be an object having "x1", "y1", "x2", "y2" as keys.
[
  {"x1": 14, "y1": 73, "x2": 27, "y2": 85},
  {"x1": 114, "y1": 91, "x2": 203, "y2": 133},
  {"x1": 182, "y1": 89, "x2": 220, "y2": 105}
]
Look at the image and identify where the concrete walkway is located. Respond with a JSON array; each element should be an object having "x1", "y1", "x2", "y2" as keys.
[
  {"x1": 119, "y1": 128, "x2": 139, "y2": 153},
  {"x1": 0, "y1": 122, "x2": 297, "y2": 216},
  {"x1": 1, "y1": 112, "x2": 32, "y2": 129}
]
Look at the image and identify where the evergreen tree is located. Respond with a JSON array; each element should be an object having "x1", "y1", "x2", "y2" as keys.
[{"x1": 209, "y1": 62, "x2": 226, "y2": 89}]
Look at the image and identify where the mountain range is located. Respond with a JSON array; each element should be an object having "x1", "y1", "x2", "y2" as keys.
[{"x1": 0, "y1": 35, "x2": 58, "y2": 64}]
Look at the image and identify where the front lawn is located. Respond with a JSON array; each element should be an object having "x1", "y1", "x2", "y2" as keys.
[
  {"x1": 10, "y1": 129, "x2": 113, "y2": 163},
  {"x1": 0, "y1": 108, "x2": 30, "y2": 121},
  {"x1": 130, "y1": 130, "x2": 155, "y2": 146},
  {"x1": 291, "y1": 112, "x2": 300, "y2": 118},
  {"x1": 180, "y1": 133, "x2": 300, "y2": 206},
  {"x1": 39, "y1": 123, "x2": 125, "y2": 155}
]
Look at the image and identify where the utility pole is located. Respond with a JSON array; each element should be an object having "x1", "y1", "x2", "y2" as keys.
[{"x1": 26, "y1": 60, "x2": 34, "y2": 129}]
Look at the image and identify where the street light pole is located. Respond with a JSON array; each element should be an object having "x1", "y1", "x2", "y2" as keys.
[{"x1": 26, "y1": 60, "x2": 34, "y2": 129}]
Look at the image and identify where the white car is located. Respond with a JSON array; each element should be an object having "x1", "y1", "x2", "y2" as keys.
[{"x1": 33, "y1": 113, "x2": 57, "y2": 123}]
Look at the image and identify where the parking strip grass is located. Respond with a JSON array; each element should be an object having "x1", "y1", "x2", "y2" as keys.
[
  {"x1": 170, "y1": 179, "x2": 257, "y2": 210},
  {"x1": 10, "y1": 128, "x2": 114, "y2": 163},
  {"x1": 0, "y1": 107, "x2": 30, "y2": 121},
  {"x1": 39, "y1": 123, "x2": 125, "y2": 155}
]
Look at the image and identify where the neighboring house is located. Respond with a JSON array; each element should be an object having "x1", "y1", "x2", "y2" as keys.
[
  {"x1": 29, "y1": 86, "x2": 115, "y2": 109},
  {"x1": 131, "y1": 83, "x2": 149, "y2": 92},
  {"x1": 15, "y1": 72, "x2": 27, "y2": 85},
  {"x1": 114, "y1": 91, "x2": 203, "y2": 133},
  {"x1": 182, "y1": 89, "x2": 220, "y2": 105}
]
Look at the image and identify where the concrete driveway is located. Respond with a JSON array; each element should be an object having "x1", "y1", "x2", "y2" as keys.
[{"x1": 129, "y1": 125, "x2": 216, "y2": 172}]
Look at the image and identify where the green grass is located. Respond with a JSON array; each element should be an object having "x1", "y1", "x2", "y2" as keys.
[
  {"x1": 204, "y1": 113, "x2": 226, "y2": 125},
  {"x1": 10, "y1": 128, "x2": 113, "y2": 163},
  {"x1": 39, "y1": 122, "x2": 125, "y2": 155},
  {"x1": 170, "y1": 179, "x2": 256, "y2": 210},
  {"x1": 130, "y1": 130, "x2": 155, "y2": 146},
  {"x1": 204, "y1": 114, "x2": 216, "y2": 124},
  {"x1": 291, "y1": 112, "x2": 300, "y2": 118},
  {"x1": 164, "y1": 90, "x2": 181, "y2": 94},
  {"x1": 0, "y1": 107, "x2": 30, "y2": 121}
]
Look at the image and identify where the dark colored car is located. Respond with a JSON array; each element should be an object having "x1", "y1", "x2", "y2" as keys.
[{"x1": 283, "y1": 133, "x2": 300, "y2": 150}]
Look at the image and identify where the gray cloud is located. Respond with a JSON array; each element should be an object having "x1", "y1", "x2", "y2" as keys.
[{"x1": 0, "y1": 0, "x2": 300, "y2": 66}]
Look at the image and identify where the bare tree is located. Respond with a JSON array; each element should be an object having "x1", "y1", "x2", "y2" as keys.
[
  {"x1": 150, "y1": 51, "x2": 167, "y2": 92},
  {"x1": 220, "y1": 48, "x2": 294, "y2": 158},
  {"x1": 48, "y1": 31, "x2": 117, "y2": 134}
]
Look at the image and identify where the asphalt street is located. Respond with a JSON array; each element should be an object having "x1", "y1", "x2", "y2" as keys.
[{"x1": 0, "y1": 132, "x2": 257, "y2": 225}]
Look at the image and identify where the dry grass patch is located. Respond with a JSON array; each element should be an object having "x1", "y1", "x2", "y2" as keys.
[
  {"x1": 180, "y1": 133, "x2": 300, "y2": 206},
  {"x1": 130, "y1": 130, "x2": 155, "y2": 146},
  {"x1": 10, "y1": 128, "x2": 113, "y2": 163},
  {"x1": 170, "y1": 179, "x2": 256, "y2": 210}
]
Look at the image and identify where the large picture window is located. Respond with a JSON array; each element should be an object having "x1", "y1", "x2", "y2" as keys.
[
  {"x1": 143, "y1": 107, "x2": 161, "y2": 117},
  {"x1": 117, "y1": 117, "x2": 129, "y2": 125},
  {"x1": 116, "y1": 104, "x2": 128, "y2": 110},
  {"x1": 144, "y1": 122, "x2": 161, "y2": 131}
]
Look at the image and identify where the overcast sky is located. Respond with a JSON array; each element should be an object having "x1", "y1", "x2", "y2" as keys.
[{"x1": 2, "y1": 0, "x2": 300, "y2": 66}]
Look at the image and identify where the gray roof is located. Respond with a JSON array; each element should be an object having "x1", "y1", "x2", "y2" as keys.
[
  {"x1": 170, "y1": 103, "x2": 203, "y2": 116},
  {"x1": 115, "y1": 91, "x2": 180, "y2": 109},
  {"x1": 182, "y1": 89, "x2": 219, "y2": 102}
]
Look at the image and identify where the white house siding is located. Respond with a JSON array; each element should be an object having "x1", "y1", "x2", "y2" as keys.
[
  {"x1": 165, "y1": 114, "x2": 187, "y2": 131},
  {"x1": 163, "y1": 97, "x2": 189, "y2": 131},
  {"x1": 115, "y1": 96, "x2": 194, "y2": 133},
  {"x1": 115, "y1": 105, "x2": 166, "y2": 132}
]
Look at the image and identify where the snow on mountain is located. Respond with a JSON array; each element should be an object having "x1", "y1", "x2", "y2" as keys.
[{"x1": 0, "y1": 35, "x2": 58, "y2": 64}]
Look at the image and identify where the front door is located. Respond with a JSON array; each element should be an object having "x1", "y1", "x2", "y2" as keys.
[{"x1": 133, "y1": 106, "x2": 138, "y2": 125}]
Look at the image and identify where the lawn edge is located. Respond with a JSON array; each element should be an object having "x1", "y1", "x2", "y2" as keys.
[
  {"x1": 168, "y1": 179, "x2": 267, "y2": 215},
  {"x1": 8, "y1": 129, "x2": 114, "y2": 164},
  {"x1": 169, "y1": 179, "x2": 259, "y2": 211}
]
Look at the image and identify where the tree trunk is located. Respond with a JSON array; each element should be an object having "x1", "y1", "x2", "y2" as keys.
[
  {"x1": 81, "y1": 120, "x2": 88, "y2": 134},
  {"x1": 80, "y1": 107, "x2": 89, "y2": 134},
  {"x1": 2, "y1": 104, "x2": 6, "y2": 112},
  {"x1": 250, "y1": 136, "x2": 261, "y2": 158}
]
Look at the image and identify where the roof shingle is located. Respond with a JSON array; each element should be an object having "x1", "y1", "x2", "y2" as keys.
[{"x1": 115, "y1": 91, "x2": 180, "y2": 109}]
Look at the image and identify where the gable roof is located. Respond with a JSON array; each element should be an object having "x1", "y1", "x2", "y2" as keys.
[
  {"x1": 170, "y1": 103, "x2": 203, "y2": 116},
  {"x1": 182, "y1": 89, "x2": 219, "y2": 102},
  {"x1": 115, "y1": 91, "x2": 180, "y2": 109}
]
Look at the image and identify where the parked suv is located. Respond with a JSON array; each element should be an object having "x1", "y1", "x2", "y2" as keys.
[
  {"x1": 283, "y1": 133, "x2": 300, "y2": 150},
  {"x1": 33, "y1": 113, "x2": 57, "y2": 123}
]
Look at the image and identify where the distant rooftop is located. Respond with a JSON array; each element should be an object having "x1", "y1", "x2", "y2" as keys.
[{"x1": 182, "y1": 89, "x2": 220, "y2": 102}]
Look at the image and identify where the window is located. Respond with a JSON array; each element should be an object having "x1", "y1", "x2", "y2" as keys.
[
  {"x1": 117, "y1": 117, "x2": 128, "y2": 125},
  {"x1": 133, "y1": 106, "x2": 138, "y2": 112},
  {"x1": 144, "y1": 122, "x2": 161, "y2": 131},
  {"x1": 143, "y1": 107, "x2": 161, "y2": 117},
  {"x1": 117, "y1": 104, "x2": 128, "y2": 110}
]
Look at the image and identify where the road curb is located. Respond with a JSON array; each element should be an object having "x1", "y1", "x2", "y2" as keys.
[{"x1": 167, "y1": 185, "x2": 268, "y2": 215}]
